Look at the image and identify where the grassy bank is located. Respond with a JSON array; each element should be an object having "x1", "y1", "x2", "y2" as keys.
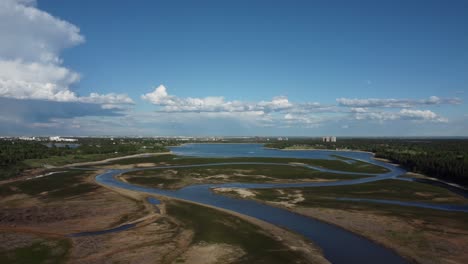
[
  {"x1": 104, "y1": 154, "x2": 388, "y2": 174},
  {"x1": 217, "y1": 180, "x2": 468, "y2": 263},
  {"x1": 166, "y1": 200, "x2": 311, "y2": 264},
  {"x1": 0, "y1": 234, "x2": 70, "y2": 264},
  {"x1": 122, "y1": 164, "x2": 367, "y2": 189},
  {"x1": 0, "y1": 170, "x2": 99, "y2": 201},
  {"x1": 253, "y1": 179, "x2": 468, "y2": 206}
]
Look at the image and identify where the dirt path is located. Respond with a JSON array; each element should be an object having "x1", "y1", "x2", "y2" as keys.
[
  {"x1": 0, "y1": 152, "x2": 172, "y2": 186},
  {"x1": 60, "y1": 152, "x2": 172, "y2": 168}
]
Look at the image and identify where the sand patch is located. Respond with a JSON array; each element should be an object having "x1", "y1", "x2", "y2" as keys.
[
  {"x1": 288, "y1": 162, "x2": 307, "y2": 166},
  {"x1": 414, "y1": 192, "x2": 435, "y2": 197},
  {"x1": 204, "y1": 174, "x2": 230, "y2": 180},
  {"x1": 214, "y1": 188, "x2": 256, "y2": 198},
  {"x1": 272, "y1": 190, "x2": 305, "y2": 208},
  {"x1": 175, "y1": 242, "x2": 245, "y2": 264},
  {"x1": 135, "y1": 163, "x2": 156, "y2": 168}
]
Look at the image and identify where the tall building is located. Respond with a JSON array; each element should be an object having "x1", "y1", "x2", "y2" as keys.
[{"x1": 322, "y1": 136, "x2": 337, "y2": 142}]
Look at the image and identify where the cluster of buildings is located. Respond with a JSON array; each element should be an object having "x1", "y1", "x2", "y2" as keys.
[{"x1": 322, "y1": 136, "x2": 337, "y2": 142}]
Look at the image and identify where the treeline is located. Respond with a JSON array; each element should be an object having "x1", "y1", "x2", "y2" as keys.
[
  {"x1": 0, "y1": 138, "x2": 172, "y2": 180},
  {"x1": 0, "y1": 141, "x2": 58, "y2": 167},
  {"x1": 266, "y1": 138, "x2": 468, "y2": 186}
]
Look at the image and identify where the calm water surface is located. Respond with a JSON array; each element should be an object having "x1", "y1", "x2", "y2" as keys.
[{"x1": 95, "y1": 144, "x2": 415, "y2": 264}]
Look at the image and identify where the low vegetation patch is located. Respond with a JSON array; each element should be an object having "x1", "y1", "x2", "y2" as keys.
[
  {"x1": 166, "y1": 200, "x2": 311, "y2": 264},
  {"x1": 0, "y1": 232, "x2": 70, "y2": 264},
  {"x1": 122, "y1": 163, "x2": 367, "y2": 189},
  {"x1": 253, "y1": 180, "x2": 468, "y2": 206},
  {"x1": 106, "y1": 154, "x2": 388, "y2": 174},
  {"x1": 0, "y1": 170, "x2": 99, "y2": 201}
]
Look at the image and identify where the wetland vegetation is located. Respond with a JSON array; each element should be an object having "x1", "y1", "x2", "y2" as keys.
[
  {"x1": 266, "y1": 138, "x2": 468, "y2": 186},
  {"x1": 215, "y1": 179, "x2": 468, "y2": 264}
]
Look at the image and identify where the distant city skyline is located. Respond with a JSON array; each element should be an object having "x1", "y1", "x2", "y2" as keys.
[{"x1": 1, "y1": 0, "x2": 467, "y2": 136}]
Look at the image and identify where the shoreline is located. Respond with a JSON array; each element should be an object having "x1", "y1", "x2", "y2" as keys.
[
  {"x1": 93, "y1": 171, "x2": 329, "y2": 264},
  {"x1": 264, "y1": 146, "x2": 375, "y2": 154},
  {"x1": 264, "y1": 200, "x2": 417, "y2": 263},
  {"x1": 212, "y1": 188, "x2": 417, "y2": 264}
]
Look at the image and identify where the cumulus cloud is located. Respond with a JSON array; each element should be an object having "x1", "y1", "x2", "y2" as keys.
[
  {"x1": 283, "y1": 113, "x2": 322, "y2": 127},
  {"x1": 352, "y1": 108, "x2": 448, "y2": 122},
  {"x1": 0, "y1": 0, "x2": 133, "y2": 108},
  {"x1": 142, "y1": 85, "x2": 294, "y2": 113},
  {"x1": 337, "y1": 96, "x2": 461, "y2": 108},
  {"x1": 141, "y1": 85, "x2": 457, "y2": 129},
  {"x1": 0, "y1": 0, "x2": 84, "y2": 64}
]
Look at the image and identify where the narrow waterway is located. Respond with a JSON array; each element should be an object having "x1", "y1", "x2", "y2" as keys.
[{"x1": 92, "y1": 144, "x2": 466, "y2": 264}]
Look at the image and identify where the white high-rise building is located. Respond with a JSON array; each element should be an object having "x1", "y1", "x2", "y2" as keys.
[{"x1": 322, "y1": 136, "x2": 337, "y2": 142}]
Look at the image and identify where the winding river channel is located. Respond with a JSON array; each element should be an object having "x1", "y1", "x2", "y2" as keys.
[{"x1": 93, "y1": 144, "x2": 468, "y2": 264}]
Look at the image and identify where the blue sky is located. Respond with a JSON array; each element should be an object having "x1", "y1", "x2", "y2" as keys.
[{"x1": 0, "y1": 0, "x2": 467, "y2": 136}]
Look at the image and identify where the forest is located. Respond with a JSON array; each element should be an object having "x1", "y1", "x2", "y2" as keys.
[
  {"x1": 266, "y1": 138, "x2": 468, "y2": 186},
  {"x1": 0, "y1": 138, "x2": 173, "y2": 180}
]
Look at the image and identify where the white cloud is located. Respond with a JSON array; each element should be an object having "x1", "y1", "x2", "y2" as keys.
[
  {"x1": 142, "y1": 85, "x2": 293, "y2": 113},
  {"x1": 399, "y1": 109, "x2": 448, "y2": 122},
  {"x1": 0, "y1": 0, "x2": 84, "y2": 64},
  {"x1": 0, "y1": 60, "x2": 79, "y2": 101},
  {"x1": 79, "y1": 93, "x2": 135, "y2": 107},
  {"x1": 141, "y1": 85, "x2": 457, "y2": 129},
  {"x1": 283, "y1": 113, "x2": 322, "y2": 127},
  {"x1": 258, "y1": 96, "x2": 292, "y2": 112},
  {"x1": 337, "y1": 96, "x2": 461, "y2": 108},
  {"x1": 0, "y1": 0, "x2": 133, "y2": 108},
  {"x1": 352, "y1": 109, "x2": 448, "y2": 122}
]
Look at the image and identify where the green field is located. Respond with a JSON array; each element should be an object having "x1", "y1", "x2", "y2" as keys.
[
  {"x1": 0, "y1": 170, "x2": 99, "y2": 201},
  {"x1": 23, "y1": 153, "x2": 133, "y2": 167},
  {"x1": 253, "y1": 180, "x2": 468, "y2": 206},
  {"x1": 166, "y1": 200, "x2": 310, "y2": 264},
  {"x1": 123, "y1": 163, "x2": 367, "y2": 189},
  {"x1": 105, "y1": 154, "x2": 388, "y2": 174},
  {"x1": 241, "y1": 180, "x2": 468, "y2": 231},
  {"x1": 0, "y1": 236, "x2": 70, "y2": 264}
]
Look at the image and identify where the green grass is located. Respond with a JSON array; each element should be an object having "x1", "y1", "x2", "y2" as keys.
[
  {"x1": 106, "y1": 154, "x2": 388, "y2": 174},
  {"x1": 123, "y1": 164, "x2": 367, "y2": 189},
  {"x1": 166, "y1": 200, "x2": 310, "y2": 264},
  {"x1": 0, "y1": 238, "x2": 70, "y2": 264},
  {"x1": 254, "y1": 180, "x2": 468, "y2": 205},
  {"x1": 23, "y1": 153, "x2": 128, "y2": 167},
  {"x1": 0, "y1": 170, "x2": 99, "y2": 200},
  {"x1": 248, "y1": 180, "x2": 468, "y2": 230}
]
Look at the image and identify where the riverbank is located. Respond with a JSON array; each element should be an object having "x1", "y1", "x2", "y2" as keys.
[
  {"x1": 0, "y1": 168, "x2": 165, "y2": 263},
  {"x1": 264, "y1": 145, "x2": 375, "y2": 154},
  {"x1": 119, "y1": 163, "x2": 369, "y2": 190},
  {"x1": 215, "y1": 180, "x2": 468, "y2": 264},
  {"x1": 0, "y1": 152, "x2": 173, "y2": 186},
  {"x1": 94, "y1": 173, "x2": 329, "y2": 264},
  {"x1": 0, "y1": 143, "x2": 432, "y2": 263}
]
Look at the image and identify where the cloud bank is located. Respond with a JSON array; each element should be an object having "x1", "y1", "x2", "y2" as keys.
[
  {"x1": 142, "y1": 85, "x2": 453, "y2": 128},
  {"x1": 0, "y1": 0, "x2": 133, "y2": 108},
  {"x1": 142, "y1": 85, "x2": 293, "y2": 113},
  {"x1": 337, "y1": 96, "x2": 461, "y2": 108}
]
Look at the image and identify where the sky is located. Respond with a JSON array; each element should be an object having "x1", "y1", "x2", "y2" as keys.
[{"x1": 0, "y1": 0, "x2": 467, "y2": 136}]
